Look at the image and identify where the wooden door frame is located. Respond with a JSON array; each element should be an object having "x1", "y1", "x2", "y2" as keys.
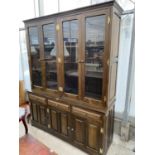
[
  {"x1": 80, "y1": 9, "x2": 111, "y2": 107},
  {"x1": 57, "y1": 15, "x2": 82, "y2": 100},
  {"x1": 39, "y1": 19, "x2": 59, "y2": 94}
]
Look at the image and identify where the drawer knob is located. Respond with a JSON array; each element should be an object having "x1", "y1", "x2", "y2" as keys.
[{"x1": 71, "y1": 128, "x2": 74, "y2": 131}]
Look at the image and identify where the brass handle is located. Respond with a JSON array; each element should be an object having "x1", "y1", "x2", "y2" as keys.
[{"x1": 71, "y1": 128, "x2": 74, "y2": 131}]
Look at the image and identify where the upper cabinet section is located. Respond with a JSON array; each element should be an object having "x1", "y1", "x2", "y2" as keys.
[
  {"x1": 25, "y1": 1, "x2": 123, "y2": 107},
  {"x1": 29, "y1": 27, "x2": 42, "y2": 87}
]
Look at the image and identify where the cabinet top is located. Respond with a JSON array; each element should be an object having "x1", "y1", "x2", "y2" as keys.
[{"x1": 23, "y1": 0, "x2": 123, "y2": 24}]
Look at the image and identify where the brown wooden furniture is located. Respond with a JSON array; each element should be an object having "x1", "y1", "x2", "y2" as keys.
[
  {"x1": 19, "y1": 107, "x2": 28, "y2": 134},
  {"x1": 24, "y1": 1, "x2": 122, "y2": 154}
]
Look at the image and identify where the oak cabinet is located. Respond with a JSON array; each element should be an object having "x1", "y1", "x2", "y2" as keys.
[{"x1": 25, "y1": 1, "x2": 122, "y2": 154}]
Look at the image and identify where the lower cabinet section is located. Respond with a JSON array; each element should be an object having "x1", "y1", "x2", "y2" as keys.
[{"x1": 29, "y1": 93, "x2": 114, "y2": 155}]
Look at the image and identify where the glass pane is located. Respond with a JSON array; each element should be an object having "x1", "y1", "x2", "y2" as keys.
[
  {"x1": 85, "y1": 15, "x2": 105, "y2": 99},
  {"x1": 63, "y1": 20, "x2": 78, "y2": 94},
  {"x1": 29, "y1": 27, "x2": 42, "y2": 86},
  {"x1": 43, "y1": 24, "x2": 57, "y2": 89}
]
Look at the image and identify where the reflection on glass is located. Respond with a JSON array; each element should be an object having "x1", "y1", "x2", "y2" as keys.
[
  {"x1": 85, "y1": 15, "x2": 105, "y2": 99},
  {"x1": 43, "y1": 24, "x2": 57, "y2": 89},
  {"x1": 63, "y1": 20, "x2": 78, "y2": 94},
  {"x1": 29, "y1": 27, "x2": 42, "y2": 86}
]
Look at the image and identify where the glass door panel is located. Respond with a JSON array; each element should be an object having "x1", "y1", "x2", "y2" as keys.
[
  {"x1": 63, "y1": 20, "x2": 78, "y2": 94},
  {"x1": 29, "y1": 27, "x2": 42, "y2": 86},
  {"x1": 43, "y1": 23, "x2": 57, "y2": 90},
  {"x1": 85, "y1": 15, "x2": 105, "y2": 100}
]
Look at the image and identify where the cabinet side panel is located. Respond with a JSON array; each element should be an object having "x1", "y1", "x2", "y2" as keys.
[
  {"x1": 109, "y1": 63, "x2": 118, "y2": 100},
  {"x1": 108, "y1": 11, "x2": 121, "y2": 104}
]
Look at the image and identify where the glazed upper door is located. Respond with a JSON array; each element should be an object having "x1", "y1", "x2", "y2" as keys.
[
  {"x1": 28, "y1": 26, "x2": 42, "y2": 87},
  {"x1": 82, "y1": 10, "x2": 110, "y2": 105},
  {"x1": 84, "y1": 15, "x2": 105, "y2": 100},
  {"x1": 42, "y1": 22, "x2": 58, "y2": 91},
  {"x1": 59, "y1": 16, "x2": 81, "y2": 98}
]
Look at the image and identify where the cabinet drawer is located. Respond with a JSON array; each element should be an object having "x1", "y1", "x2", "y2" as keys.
[
  {"x1": 48, "y1": 100, "x2": 70, "y2": 112},
  {"x1": 29, "y1": 94, "x2": 46, "y2": 105},
  {"x1": 72, "y1": 107, "x2": 102, "y2": 121}
]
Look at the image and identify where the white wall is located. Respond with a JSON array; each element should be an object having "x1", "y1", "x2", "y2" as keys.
[
  {"x1": 115, "y1": 14, "x2": 134, "y2": 116},
  {"x1": 19, "y1": 30, "x2": 31, "y2": 91}
]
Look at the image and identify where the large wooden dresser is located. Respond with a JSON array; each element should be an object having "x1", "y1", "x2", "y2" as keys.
[{"x1": 24, "y1": 1, "x2": 122, "y2": 154}]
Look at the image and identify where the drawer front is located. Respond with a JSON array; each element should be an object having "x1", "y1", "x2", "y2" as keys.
[
  {"x1": 48, "y1": 100, "x2": 70, "y2": 112},
  {"x1": 29, "y1": 94, "x2": 46, "y2": 105},
  {"x1": 72, "y1": 107, "x2": 102, "y2": 121}
]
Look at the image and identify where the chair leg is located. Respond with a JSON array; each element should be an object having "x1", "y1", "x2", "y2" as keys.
[
  {"x1": 22, "y1": 118, "x2": 28, "y2": 134},
  {"x1": 27, "y1": 114, "x2": 31, "y2": 124}
]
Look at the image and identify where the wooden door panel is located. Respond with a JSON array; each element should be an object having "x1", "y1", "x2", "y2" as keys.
[
  {"x1": 87, "y1": 124, "x2": 98, "y2": 150},
  {"x1": 51, "y1": 110, "x2": 58, "y2": 131},
  {"x1": 39, "y1": 106, "x2": 47, "y2": 126},
  {"x1": 32, "y1": 103, "x2": 38, "y2": 122},
  {"x1": 60, "y1": 113, "x2": 68, "y2": 136},
  {"x1": 74, "y1": 117, "x2": 85, "y2": 145}
]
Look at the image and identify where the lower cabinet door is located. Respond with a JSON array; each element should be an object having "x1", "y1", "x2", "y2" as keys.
[
  {"x1": 39, "y1": 105, "x2": 47, "y2": 126},
  {"x1": 86, "y1": 121, "x2": 102, "y2": 154},
  {"x1": 49, "y1": 109, "x2": 59, "y2": 132},
  {"x1": 60, "y1": 112, "x2": 69, "y2": 137},
  {"x1": 72, "y1": 115, "x2": 86, "y2": 147},
  {"x1": 31, "y1": 102, "x2": 39, "y2": 122},
  {"x1": 49, "y1": 108, "x2": 70, "y2": 138}
]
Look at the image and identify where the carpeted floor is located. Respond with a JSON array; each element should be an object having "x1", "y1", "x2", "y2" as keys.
[{"x1": 20, "y1": 134, "x2": 58, "y2": 155}]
